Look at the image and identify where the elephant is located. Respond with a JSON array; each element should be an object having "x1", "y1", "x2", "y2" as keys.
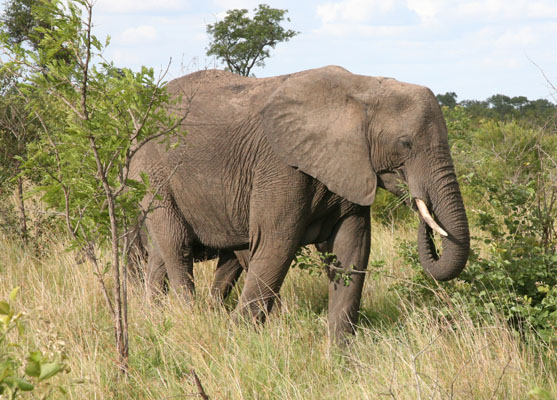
[{"x1": 131, "y1": 66, "x2": 470, "y2": 338}]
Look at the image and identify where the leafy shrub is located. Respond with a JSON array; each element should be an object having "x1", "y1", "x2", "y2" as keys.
[
  {"x1": 0, "y1": 202, "x2": 20, "y2": 239},
  {"x1": 0, "y1": 288, "x2": 67, "y2": 398},
  {"x1": 397, "y1": 181, "x2": 556, "y2": 342},
  {"x1": 292, "y1": 246, "x2": 383, "y2": 287}
]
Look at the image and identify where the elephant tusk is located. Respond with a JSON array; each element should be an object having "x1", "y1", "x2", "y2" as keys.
[{"x1": 416, "y1": 199, "x2": 448, "y2": 237}]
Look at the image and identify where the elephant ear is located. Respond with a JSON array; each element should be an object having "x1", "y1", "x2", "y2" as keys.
[{"x1": 261, "y1": 67, "x2": 378, "y2": 206}]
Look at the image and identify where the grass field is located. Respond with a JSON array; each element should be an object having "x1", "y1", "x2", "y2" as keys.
[{"x1": 1, "y1": 223, "x2": 555, "y2": 399}]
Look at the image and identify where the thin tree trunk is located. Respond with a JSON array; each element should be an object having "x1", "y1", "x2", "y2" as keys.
[
  {"x1": 15, "y1": 175, "x2": 27, "y2": 240},
  {"x1": 90, "y1": 134, "x2": 129, "y2": 374},
  {"x1": 108, "y1": 197, "x2": 128, "y2": 373}
]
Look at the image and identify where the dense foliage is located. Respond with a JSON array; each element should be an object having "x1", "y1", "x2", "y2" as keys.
[
  {"x1": 0, "y1": 0, "x2": 38, "y2": 48},
  {"x1": 436, "y1": 91, "x2": 557, "y2": 125}
]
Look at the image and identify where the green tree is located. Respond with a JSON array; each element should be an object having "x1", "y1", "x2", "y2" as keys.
[
  {"x1": 1, "y1": 0, "x2": 186, "y2": 372},
  {"x1": 0, "y1": 0, "x2": 37, "y2": 48},
  {"x1": 1, "y1": 0, "x2": 69, "y2": 57},
  {"x1": 436, "y1": 91, "x2": 458, "y2": 108},
  {"x1": 457, "y1": 93, "x2": 556, "y2": 124},
  {"x1": 487, "y1": 94, "x2": 516, "y2": 119},
  {"x1": 1, "y1": 0, "x2": 74, "y2": 241},
  {"x1": 206, "y1": 4, "x2": 298, "y2": 76}
]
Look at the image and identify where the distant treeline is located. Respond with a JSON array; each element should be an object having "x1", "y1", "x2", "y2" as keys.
[{"x1": 436, "y1": 92, "x2": 557, "y2": 125}]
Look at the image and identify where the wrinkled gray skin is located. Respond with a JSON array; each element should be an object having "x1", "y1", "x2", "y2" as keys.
[{"x1": 132, "y1": 66, "x2": 470, "y2": 338}]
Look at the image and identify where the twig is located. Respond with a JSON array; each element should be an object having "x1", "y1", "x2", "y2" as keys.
[
  {"x1": 411, "y1": 334, "x2": 443, "y2": 400},
  {"x1": 527, "y1": 57, "x2": 557, "y2": 101},
  {"x1": 489, "y1": 357, "x2": 512, "y2": 400},
  {"x1": 191, "y1": 369, "x2": 210, "y2": 400}
]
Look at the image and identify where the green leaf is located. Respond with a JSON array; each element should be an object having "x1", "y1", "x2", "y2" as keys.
[
  {"x1": 527, "y1": 387, "x2": 553, "y2": 400},
  {"x1": 25, "y1": 360, "x2": 41, "y2": 378},
  {"x1": 28, "y1": 351, "x2": 43, "y2": 364},
  {"x1": 13, "y1": 376, "x2": 34, "y2": 391},
  {"x1": 39, "y1": 361, "x2": 64, "y2": 382},
  {"x1": 0, "y1": 301, "x2": 10, "y2": 315},
  {"x1": 9, "y1": 287, "x2": 20, "y2": 302}
]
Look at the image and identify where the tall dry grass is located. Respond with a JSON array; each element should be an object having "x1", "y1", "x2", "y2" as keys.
[{"x1": 0, "y1": 224, "x2": 555, "y2": 399}]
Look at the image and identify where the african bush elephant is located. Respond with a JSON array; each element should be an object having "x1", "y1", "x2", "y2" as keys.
[{"x1": 132, "y1": 66, "x2": 470, "y2": 338}]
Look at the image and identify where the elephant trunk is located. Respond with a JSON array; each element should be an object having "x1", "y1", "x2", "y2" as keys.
[{"x1": 416, "y1": 168, "x2": 470, "y2": 281}]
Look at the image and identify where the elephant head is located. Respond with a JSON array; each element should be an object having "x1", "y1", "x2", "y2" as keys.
[{"x1": 261, "y1": 66, "x2": 469, "y2": 281}]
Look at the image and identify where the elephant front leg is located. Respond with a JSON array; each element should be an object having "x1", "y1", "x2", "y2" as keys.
[
  {"x1": 236, "y1": 239, "x2": 298, "y2": 323},
  {"x1": 237, "y1": 167, "x2": 312, "y2": 322},
  {"x1": 320, "y1": 208, "x2": 371, "y2": 339}
]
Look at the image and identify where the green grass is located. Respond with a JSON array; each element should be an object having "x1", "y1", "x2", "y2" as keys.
[{"x1": 0, "y1": 224, "x2": 555, "y2": 399}]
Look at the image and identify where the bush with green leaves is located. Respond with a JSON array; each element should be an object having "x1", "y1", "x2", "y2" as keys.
[
  {"x1": 1, "y1": 0, "x2": 186, "y2": 372},
  {"x1": 292, "y1": 246, "x2": 385, "y2": 287},
  {"x1": 0, "y1": 288, "x2": 67, "y2": 399},
  {"x1": 397, "y1": 183, "x2": 556, "y2": 342}
]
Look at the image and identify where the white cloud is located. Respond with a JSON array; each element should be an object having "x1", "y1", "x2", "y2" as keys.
[
  {"x1": 318, "y1": 23, "x2": 411, "y2": 37},
  {"x1": 95, "y1": 0, "x2": 188, "y2": 13},
  {"x1": 211, "y1": 0, "x2": 259, "y2": 11},
  {"x1": 109, "y1": 49, "x2": 141, "y2": 65},
  {"x1": 480, "y1": 56, "x2": 521, "y2": 69},
  {"x1": 494, "y1": 27, "x2": 537, "y2": 48},
  {"x1": 406, "y1": 0, "x2": 445, "y2": 24},
  {"x1": 120, "y1": 25, "x2": 158, "y2": 44},
  {"x1": 317, "y1": 0, "x2": 396, "y2": 24},
  {"x1": 457, "y1": 0, "x2": 557, "y2": 20},
  {"x1": 315, "y1": 0, "x2": 557, "y2": 37}
]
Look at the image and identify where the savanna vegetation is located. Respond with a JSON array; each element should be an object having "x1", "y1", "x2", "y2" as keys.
[{"x1": 0, "y1": 0, "x2": 555, "y2": 399}]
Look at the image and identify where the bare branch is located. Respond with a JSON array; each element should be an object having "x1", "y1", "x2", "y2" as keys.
[
  {"x1": 527, "y1": 57, "x2": 557, "y2": 101},
  {"x1": 489, "y1": 357, "x2": 513, "y2": 400},
  {"x1": 191, "y1": 369, "x2": 210, "y2": 400},
  {"x1": 80, "y1": 1, "x2": 93, "y2": 120}
]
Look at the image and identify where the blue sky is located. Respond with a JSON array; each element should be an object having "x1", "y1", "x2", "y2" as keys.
[{"x1": 5, "y1": 0, "x2": 557, "y2": 101}]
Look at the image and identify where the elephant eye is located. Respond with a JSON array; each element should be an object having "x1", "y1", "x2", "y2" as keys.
[{"x1": 398, "y1": 137, "x2": 413, "y2": 151}]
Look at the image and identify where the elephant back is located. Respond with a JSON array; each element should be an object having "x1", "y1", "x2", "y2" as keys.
[{"x1": 165, "y1": 70, "x2": 288, "y2": 129}]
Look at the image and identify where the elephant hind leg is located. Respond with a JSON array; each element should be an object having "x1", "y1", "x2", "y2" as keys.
[
  {"x1": 145, "y1": 242, "x2": 168, "y2": 297},
  {"x1": 210, "y1": 250, "x2": 246, "y2": 304},
  {"x1": 236, "y1": 169, "x2": 313, "y2": 323},
  {"x1": 146, "y1": 204, "x2": 195, "y2": 301}
]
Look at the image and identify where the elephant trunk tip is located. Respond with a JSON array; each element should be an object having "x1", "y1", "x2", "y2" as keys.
[{"x1": 418, "y1": 220, "x2": 470, "y2": 282}]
